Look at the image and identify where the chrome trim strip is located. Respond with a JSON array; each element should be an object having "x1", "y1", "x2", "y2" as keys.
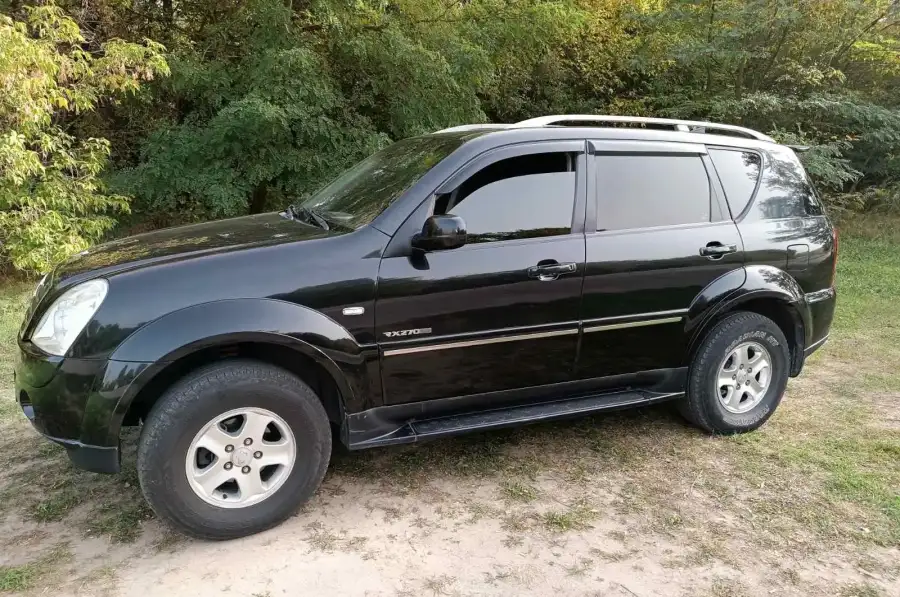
[
  {"x1": 383, "y1": 328, "x2": 578, "y2": 356},
  {"x1": 805, "y1": 334, "x2": 829, "y2": 354},
  {"x1": 584, "y1": 316, "x2": 683, "y2": 334},
  {"x1": 805, "y1": 288, "x2": 836, "y2": 304},
  {"x1": 582, "y1": 308, "x2": 688, "y2": 326}
]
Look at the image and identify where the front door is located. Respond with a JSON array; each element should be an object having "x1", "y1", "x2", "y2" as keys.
[
  {"x1": 376, "y1": 141, "x2": 587, "y2": 405},
  {"x1": 576, "y1": 139, "x2": 744, "y2": 381}
]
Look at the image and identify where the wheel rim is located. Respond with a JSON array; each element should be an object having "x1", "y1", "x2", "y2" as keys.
[
  {"x1": 185, "y1": 407, "x2": 296, "y2": 509},
  {"x1": 715, "y1": 341, "x2": 773, "y2": 414}
]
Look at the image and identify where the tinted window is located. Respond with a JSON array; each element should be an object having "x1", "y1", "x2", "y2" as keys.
[
  {"x1": 752, "y1": 147, "x2": 822, "y2": 219},
  {"x1": 435, "y1": 152, "x2": 577, "y2": 244},
  {"x1": 709, "y1": 149, "x2": 761, "y2": 217},
  {"x1": 301, "y1": 135, "x2": 465, "y2": 229},
  {"x1": 595, "y1": 155, "x2": 710, "y2": 231}
]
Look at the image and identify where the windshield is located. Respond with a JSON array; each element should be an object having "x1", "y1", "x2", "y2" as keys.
[{"x1": 300, "y1": 135, "x2": 465, "y2": 229}]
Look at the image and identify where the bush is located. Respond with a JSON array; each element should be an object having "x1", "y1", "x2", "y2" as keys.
[{"x1": 0, "y1": 6, "x2": 167, "y2": 274}]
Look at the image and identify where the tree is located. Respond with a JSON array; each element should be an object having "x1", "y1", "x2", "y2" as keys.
[{"x1": 0, "y1": 4, "x2": 167, "y2": 273}]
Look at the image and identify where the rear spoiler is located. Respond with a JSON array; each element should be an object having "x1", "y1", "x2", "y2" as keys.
[{"x1": 786, "y1": 144, "x2": 810, "y2": 153}]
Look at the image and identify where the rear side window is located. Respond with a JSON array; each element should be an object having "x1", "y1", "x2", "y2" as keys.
[
  {"x1": 595, "y1": 154, "x2": 710, "y2": 231},
  {"x1": 709, "y1": 149, "x2": 761, "y2": 217},
  {"x1": 435, "y1": 152, "x2": 577, "y2": 243}
]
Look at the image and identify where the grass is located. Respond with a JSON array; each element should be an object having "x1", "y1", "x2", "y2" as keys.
[
  {"x1": 541, "y1": 499, "x2": 597, "y2": 532},
  {"x1": 499, "y1": 479, "x2": 539, "y2": 502},
  {"x1": 0, "y1": 545, "x2": 71, "y2": 592},
  {"x1": 839, "y1": 583, "x2": 883, "y2": 597}
]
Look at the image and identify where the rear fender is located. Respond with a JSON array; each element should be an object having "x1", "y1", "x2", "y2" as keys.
[{"x1": 686, "y1": 266, "x2": 810, "y2": 371}]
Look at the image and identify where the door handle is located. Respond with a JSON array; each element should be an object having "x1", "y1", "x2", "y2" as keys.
[
  {"x1": 527, "y1": 262, "x2": 577, "y2": 281},
  {"x1": 700, "y1": 242, "x2": 737, "y2": 260}
]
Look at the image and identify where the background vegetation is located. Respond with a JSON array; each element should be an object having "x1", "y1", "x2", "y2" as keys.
[{"x1": 1, "y1": 0, "x2": 899, "y2": 274}]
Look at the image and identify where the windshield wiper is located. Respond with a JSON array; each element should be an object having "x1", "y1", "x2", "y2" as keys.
[{"x1": 286, "y1": 204, "x2": 329, "y2": 230}]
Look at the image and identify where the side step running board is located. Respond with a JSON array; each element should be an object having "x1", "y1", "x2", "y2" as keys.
[{"x1": 348, "y1": 390, "x2": 681, "y2": 450}]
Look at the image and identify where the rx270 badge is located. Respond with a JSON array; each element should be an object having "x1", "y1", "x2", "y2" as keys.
[{"x1": 384, "y1": 328, "x2": 432, "y2": 338}]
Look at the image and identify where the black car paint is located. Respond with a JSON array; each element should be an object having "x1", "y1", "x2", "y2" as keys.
[{"x1": 14, "y1": 126, "x2": 837, "y2": 473}]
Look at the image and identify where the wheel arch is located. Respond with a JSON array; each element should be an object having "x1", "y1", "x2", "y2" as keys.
[
  {"x1": 119, "y1": 337, "x2": 347, "y2": 428},
  {"x1": 104, "y1": 299, "x2": 375, "y2": 446},
  {"x1": 686, "y1": 265, "x2": 811, "y2": 376}
]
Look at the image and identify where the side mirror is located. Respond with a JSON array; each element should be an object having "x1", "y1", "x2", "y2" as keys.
[{"x1": 411, "y1": 215, "x2": 467, "y2": 252}]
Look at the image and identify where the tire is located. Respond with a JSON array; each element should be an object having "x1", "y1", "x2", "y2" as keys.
[
  {"x1": 680, "y1": 311, "x2": 790, "y2": 434},
  {"x1": 137, "y1": 359, "x2": 332, "y2": 540}
]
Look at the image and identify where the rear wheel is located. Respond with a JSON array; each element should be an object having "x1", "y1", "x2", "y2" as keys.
[
  {"x1": 680, "y1": 311, "x2": 790, "y2": 434},
  {"x1": 137, "y1": 360, "x2": 331, "y2": 540}
]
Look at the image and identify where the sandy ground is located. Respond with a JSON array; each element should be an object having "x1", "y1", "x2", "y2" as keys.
[
  {"x1": 3, "y1": 399, "x2": 899, "y2": 597},
  {"x1": 7, "y1": 471, "x2": 896, "y2": 597}
]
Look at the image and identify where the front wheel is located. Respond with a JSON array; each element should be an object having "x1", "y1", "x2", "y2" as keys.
[
  {"x1": 680, "y1": 311, "x2": 791, "y2": 434},
  {"x1": 137, "y1": 360, "x2": 331, "y2": 540}
]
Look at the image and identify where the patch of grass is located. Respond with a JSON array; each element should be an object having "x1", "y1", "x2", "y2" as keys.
[
  {"x1": 499, "y1": 479, "x2": 539, "y2": 503},
  {"x1": 422, "y1": 574, "x2": 455, "y2": 596},
  {"x1": 0, "y1": 566, "x2": 33, "y2": 592},
  {"x1": 87, "y1": 499, "x2": 154, "y2": 543},
  {"x1": 0, "y1": 279, "x2": 32, "y2": 419},
  {"x1": 30, "y1": 486, "x2": 81, "y2": 522},
  {"x1": 709, "y1": 576, "x2": 749, "y2": 597},
  {"x1": 152, "y1": 528, "x2": 187, "y2": 553},
  {"x1": 0, "y1": 544, "x2": 71, "y2": 592},
  {"x1": 304, "y1": 522, "x2": 339, "y2": 552},
  {"x1": 590, "y1": 547, "x2": 634, "y2": 562},
  {"x1": 839, "y1": 583, "x2": 883, "y2": 597},
  {"x1": 563, "y1": 557, "x2": 593, "y2": 577},
  {"x1": 541, "y1": 499, "x2": 597, "y2": 532}
]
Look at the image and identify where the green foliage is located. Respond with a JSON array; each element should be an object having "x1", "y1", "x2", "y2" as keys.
[
  {"x1": 104, "y1": 0, "x2": 900, "y2": 224},
  {"x1": 0, "y1": 5, "x2": 167, "y2": 273},
  {"x1": 3, "y1": 0, "x2": 900, "y2": 268}
]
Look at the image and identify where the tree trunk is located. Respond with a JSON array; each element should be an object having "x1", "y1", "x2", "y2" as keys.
[{"x1": 249, "y1": 183, "x2": 268, "y2": 215}]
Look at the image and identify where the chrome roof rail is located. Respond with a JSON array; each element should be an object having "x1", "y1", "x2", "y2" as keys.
[
  {"x1": 433, "y1": 124, "x2": 511, "y2": 134},
  {"x1": 510, "y1": 114, "x2": 774, "y2": 142}
]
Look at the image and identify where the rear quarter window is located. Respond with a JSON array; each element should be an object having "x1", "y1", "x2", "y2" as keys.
[{"x1": 745, "y1": 146, "x2": 823, "y2": 220}]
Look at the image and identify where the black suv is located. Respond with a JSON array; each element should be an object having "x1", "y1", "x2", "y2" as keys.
[{"x1": 14, "y1": 115, "x2": 837, "y2": 539}]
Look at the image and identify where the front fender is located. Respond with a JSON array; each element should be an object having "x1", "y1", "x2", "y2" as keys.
[
  {"x1": 686, "y1": 266, "x2": 811, "y2": 370},
  {"x1": 96, "y1": 299, "x2": 376, "y2": 445}
]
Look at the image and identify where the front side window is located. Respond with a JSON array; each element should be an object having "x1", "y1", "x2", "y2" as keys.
[
  {"x1": 434, "y1": 152, "x2": 578, "y2": 244},
  {"x1": 301, "y1": 135, "x2": 467, "y2": 230},
  {"x1": 595, "y1": 154, "x2": 711, "y2": 231}
]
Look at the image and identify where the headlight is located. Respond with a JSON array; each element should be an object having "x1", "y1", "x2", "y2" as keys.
[{"x1": 31, "y1": 280, "x2": 108, "y2": 356}]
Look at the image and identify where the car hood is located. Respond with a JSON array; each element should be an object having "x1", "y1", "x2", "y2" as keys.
[{"x1": 56, "y1": 212, "x2": 337, "y2": 282}]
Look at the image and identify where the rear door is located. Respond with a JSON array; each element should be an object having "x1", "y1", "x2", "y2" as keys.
[
  {"x1": 375, "y1": 141, "x2": 587, "y2": 405},
  {"x1": 575, "y1": 140, "x2": 744, "y2": 381}
]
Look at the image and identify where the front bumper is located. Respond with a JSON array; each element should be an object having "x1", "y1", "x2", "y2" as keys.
[
  {"x1": 21, "y1": 405, "x2": 119, "y2": 473},
  {"x1": 14, "y1": 342, "x2": 152, "y2": 474}
]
